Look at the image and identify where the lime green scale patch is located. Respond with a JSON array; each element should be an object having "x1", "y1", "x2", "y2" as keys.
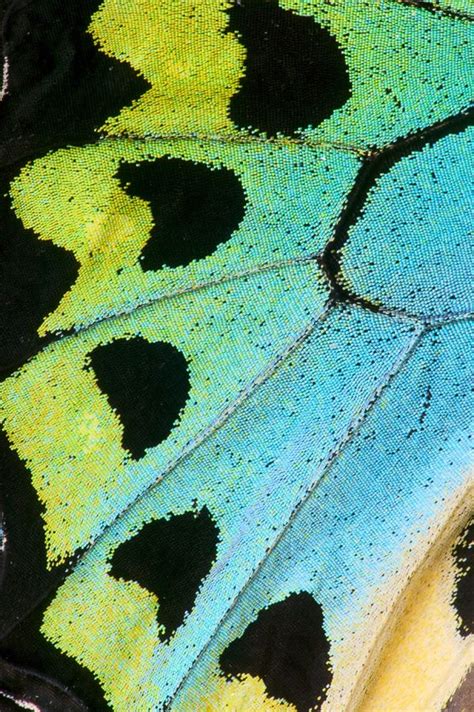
[
  {"x1": 42, "y1": 557, "x2": 162, "y2": 712},
  {"x1": 38, "y1": 305, "x2": 417, "y2": 712},
  {"x1": 11, "y1": 139, "x2": 358, "y2": 336},
  {"x1": 89, "y1": 0, "x2": 473, "y2": 149},
  {"x1": 89, "y1": 0, "x2": 243, "y2": 138},
  {"x1": 0, "y1": 261, "x2": 328, "y2": 564}
]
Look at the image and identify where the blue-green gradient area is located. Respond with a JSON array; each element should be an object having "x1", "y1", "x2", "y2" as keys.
[
  {"x1": 0, "y1": 262, "x2": 328, "y2": 561},
  {"x1": 173, "y1": 318, "x2": 473, "y2": 711},
  {"x1": 288, "y1": 0, "x2": 473, "y2": 148},
  {"x1": 46, "y1": 305, "x2": 417, "y2": 708}
]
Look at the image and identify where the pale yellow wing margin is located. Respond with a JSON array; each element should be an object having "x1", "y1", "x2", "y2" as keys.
[{"x1": 350, "y1": 482, "x2": 473, "y2": 712}]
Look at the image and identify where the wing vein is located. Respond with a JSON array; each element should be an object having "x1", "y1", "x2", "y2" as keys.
[
  {"x1": 163, "y1": 319, "x2": 426, "y2": 710},
  {"x1": 0, "y1": 297, "x2": 338, "y2": 643}
]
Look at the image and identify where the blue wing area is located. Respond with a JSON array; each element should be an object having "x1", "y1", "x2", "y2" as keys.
[
  {"x1": 43, "y1": 304, "x2": 422, "y2": 709},
  {"x1": 173, "y1": 318, "x2": 473, "y2": 710},
  {"x1": 340, "y1": 127, "x2": 473, "y2": 319}
]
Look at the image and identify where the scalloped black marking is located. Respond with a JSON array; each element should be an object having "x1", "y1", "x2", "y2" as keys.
[
  {"x1": 117, "y1": 158, "x2": 246, "y2": 271},
  {"x1": 87, "y1": 337, "x2": 190, "y2": 460},
  {"x1": 0, "y1": 0, "x2": 150, "y2": 161},
  {"x1": 0, "y1": 165, "x2": 79, "y2": 380}
]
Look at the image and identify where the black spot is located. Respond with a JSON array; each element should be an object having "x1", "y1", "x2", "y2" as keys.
[
  {"x1": 87, "y1": 337, "x2": 190, "y2": 460},
  {"x1": 0, "y1": 429, "x2": 110, "y2": 711},
  {"x1": 116, "y1": 158, "x2": 246, "y2": 271},
  {"x1": 220, "y1": 592, "x2": 332, "y2": 711},
  {"x1": 227, "y1": 0, "x2": 350, "y2": 137},
  {"x1": 452, "y1": 520, "x2": 473, "y2": 638},
  {"x1": 110, "y1": 507, "x2": 218, "y2": 639},
  {"x1": 0, "y1": 165, "x2": 79, "y2": 379},
  {"x1": 0, "y1": 0, "x2": 149, "y2": 162}
]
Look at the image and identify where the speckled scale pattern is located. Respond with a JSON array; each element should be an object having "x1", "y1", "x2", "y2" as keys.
[{"x1": 0, "y1": 1, "x2": 472, "y2": 711}]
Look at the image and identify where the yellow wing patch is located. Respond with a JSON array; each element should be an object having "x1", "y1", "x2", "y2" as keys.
[
  {"x1": 89, "y1": 0, "x2": 245, "y2": 137},
  {"x1": 359, "y1": 517, "x2": 473, "y2": 712}
]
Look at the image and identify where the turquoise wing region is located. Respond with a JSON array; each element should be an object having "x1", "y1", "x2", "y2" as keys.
[
  {"x1": 0, "y1": 261, "x2": 329, "y2": 562},
  {"x1": 0, "y1": 0, "x2": 472, "y2": 711},
  {"x1": 172, "y1": 318, "x2": 473, "y2": 712},
  {"x1": 40, "y1": 305, "x2": 420, "y2": 710},
  {"x1": 339, "y1": 127, "x2": 473, "y2": 320}
]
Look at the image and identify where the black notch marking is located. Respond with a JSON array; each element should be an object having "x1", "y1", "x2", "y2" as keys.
[
  {"x1": 87, "y1": 337, "x2": 190, "y2": 460},
  {"x1": 220, "y1": 592, "x2": 333, "y2": 711},
  {"x1": 116, "y1": 158, "x2": 246, "y2": 271},
  {"x1": 0, "y1": 166, "x2": 79, "y2": 380},
  {"x1": 227, "y1": 0, "x2": 350, "y2": 137},
  {"x1": 0, "y1": 429, "x2": 110, "y2": 711},
  {"x1": 110, "y1": 507, "x2": 219, "y2": 640},
  {"x1": 452, "y1": 520, "x2": 473, "y2": 638},
  {"x1": 0, "y1": 0, "x2": 150, "y2": 162}
]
